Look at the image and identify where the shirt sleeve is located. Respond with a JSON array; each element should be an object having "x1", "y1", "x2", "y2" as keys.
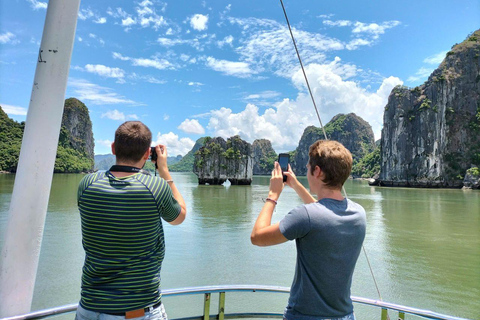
[
  {"x1": 279, "y1": 205, "x2": 311, "y2": 240},
  {"x1": 155, "y1": 178, "x2": 181, "y2": 222}
]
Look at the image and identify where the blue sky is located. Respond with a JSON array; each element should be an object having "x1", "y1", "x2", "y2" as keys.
[{"x1": 1, "y1": 0, "x2": 479, "y2": 156}]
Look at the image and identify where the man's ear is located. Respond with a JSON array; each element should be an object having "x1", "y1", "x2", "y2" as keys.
[
  {"x1": 313, "y1": 165, "x2": 322, "y2": 178},
  {"x1": 142, "y1": 148, "x2": 150, "y2": 160},
  {"x1": 111, "y1": 142, "x2": 116, "y2": 155}
]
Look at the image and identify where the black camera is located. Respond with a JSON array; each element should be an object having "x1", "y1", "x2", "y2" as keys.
[{"x1": 150, "y1": 146, "x2": 157, "y2": 162}]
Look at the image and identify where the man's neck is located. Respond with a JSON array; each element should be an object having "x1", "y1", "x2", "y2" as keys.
[
  {"x1": 316, "y1": 187, "x2": 344, "y2": 201},
  {"x1": 110, "y1": 161, "x2": 145, "y2": 177}
]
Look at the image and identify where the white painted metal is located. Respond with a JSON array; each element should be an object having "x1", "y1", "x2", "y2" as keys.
[{"x1": 0, "y1": 0, "x2": 81, "y2": 316}]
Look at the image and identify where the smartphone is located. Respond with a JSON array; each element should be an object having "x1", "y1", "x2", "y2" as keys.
[{"x1": 278, "y1": 153, "x2": 290, "y2": 182}]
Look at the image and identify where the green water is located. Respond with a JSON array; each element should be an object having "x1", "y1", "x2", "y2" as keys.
[{"x1": 0, "y1": 173, "x2": 479, "y2": 319}]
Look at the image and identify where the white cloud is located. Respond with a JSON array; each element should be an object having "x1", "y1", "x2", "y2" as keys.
[
  {"x1": 323, "y1": 20, "x2": 352, "y2": 27},
  {"x1": 217, "y1": 35, "x2": 234, "y2": 48},
  {"x1": 163, "y1": 114, "x2": 170, "y2": 121},
  {"x1": 101, "y1": 109, "x2": 138, "y2": 121},
  {"x1": 154, "y1": 132, "x2": 195, "y2": 156},
  {"x1": 1, "y1": 103, "x2": 27, "y2": 116},
  {"x1": 244, "y1": 91, "x2": 281, "y2": 101},
  {"x1": 0, "y1": 32, "x2": 19, "y2": 45},
  {"x1": 79, "y1": 8, "x2": 95, "y2": 20},
  {"x1": 122, "y1": 17, "x2": 137, "y2": 26},
  {"x1": 206, "y1": 57, "x2": 255, "y2": 78},
  {"x1": 107, "y1": 7, "x2": 128, "y2": 19},
  {"x1": 190, "y1": 14, "x2": 209, "y2": 31},
  {"x1": 96, "y1": 139, "x2": 112, "y2": 149},
  {"x1": 68, "y1": 78, "x2": 142, "y2": 105},
  {"x1": 423, "y1": 50, "x2": 448, "y2": 65},
  {"x1": 112, "y1": 52, "x2": 130, "y2": 61},
  {"x1": 27, "y1": 0, "x2": 47, "y2": 10},
  {"x1": 188, "y1": 81, "x2": 204, "y2": 86},
  {"x1": 128, "y1": 73, "x2": 166, "y2": 84},
  {"x1": 133, "y1": 58, "x2": 172, "y2": 70},
  {"x1": 85, "y1": 64, "x2": 125, "y2": 80},
  {"x1": 229, "y1": 17, "x2": 342, "y2": 77},
  {"x1": 346, "y1": 38, "x2": 372, "y2": 50},
  {"x1": 352, "y1": 21, "x2": 401, "y2": 39},
  {"x1": 407, "y1": 67, "x2": 434, "y2": 83},
  {"x1": 178, "y1": 119, "x2": 205, "y2": 134},
  {"x1": 113, "y1": 52, "x2": 175, "y2": 70},
  {"x1": 94, "y1": 17, "x2": 107, "y2": 24},
  {"x1": 205, "y1": 60, "x2": 402, "y2": 150}
]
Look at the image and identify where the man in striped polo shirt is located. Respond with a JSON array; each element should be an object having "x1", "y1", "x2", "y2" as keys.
[{"x1": 76, "y1": 121, "x2": 187, "y2": 320}]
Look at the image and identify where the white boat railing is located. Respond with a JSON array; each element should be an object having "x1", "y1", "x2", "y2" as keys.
[{"x1": 0, "y1": 285, "x2": 472, "y2": 320}]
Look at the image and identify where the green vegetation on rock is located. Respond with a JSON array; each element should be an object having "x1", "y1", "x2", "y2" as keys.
[
  {"x1": 0, "y1": 107, "x2": 24, "y2": 172},
  {"x1": 0, "y1": 98, "x2": 94, "y2": 173},
  {"x1": 169, "y1": 137, "x2": 207, "y2": 172},
  {"x1": 352, "y1": 145, "x2": 380, "y2": 178}
]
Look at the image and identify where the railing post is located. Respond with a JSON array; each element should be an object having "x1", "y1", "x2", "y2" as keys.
[
  {"x1": 203, "y1": 293, "x2": 211, "y2": 320},
  {"x1": 381, "y1": 308, "x2": 388, "y2": 320},
  {"x1": 218, "y1": 292, "x2": 225, "y2": 320},
  {"x1": 398, "y1": 312, "x2": 405, "y2": 320}
]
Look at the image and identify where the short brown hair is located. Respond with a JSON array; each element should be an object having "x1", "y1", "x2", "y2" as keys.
[
  {"x1": 308, "y1": 140, "x2": 352, "y2": 189},
  {"x1": 114, "y1": 121, "x2": 152, "y2": 163}
]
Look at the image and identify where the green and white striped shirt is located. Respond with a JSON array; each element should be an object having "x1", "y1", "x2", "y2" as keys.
[{"x1": 77, "y1": 170, "x2": 181, "y2": 312}]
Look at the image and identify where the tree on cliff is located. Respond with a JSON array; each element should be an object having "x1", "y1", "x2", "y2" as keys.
[{"x1": 0, "y1": 106, "x2": 24, "y2": 172}]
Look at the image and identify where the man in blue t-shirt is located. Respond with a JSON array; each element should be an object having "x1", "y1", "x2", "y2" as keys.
[
  {"x1": 251, "y1": 140, "x2": 366, "y2": 320},
  {"x1": 76, "y1": 121, "x2": 187, "y2": 320}
]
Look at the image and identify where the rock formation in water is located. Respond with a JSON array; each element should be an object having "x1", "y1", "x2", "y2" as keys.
[
  {"x1": 252, "y1": 139, "x2": 277, "y2": 175},
  {"x1": 55, "y1": 98, "x2": 95, "y2": 173},
  {"x1": 0, "y1": 98, "x2": 95, "y2": 173},
  {"x1": 291, "y1": 113, "x2": 375, "y2": 175},
  {"x1": 378, "y1": 30, "x2": 480, "y2": 188},
  {"x1": 463, "y1": 167, "x2": 480, "y2": 189},
  {"x1": 193, "y1": 135, "x2": 253, "y2": 185}
]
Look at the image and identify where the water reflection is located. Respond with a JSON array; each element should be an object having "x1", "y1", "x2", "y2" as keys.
[
  {"x1": 0, "y1": 174, "x2": 478, "y2": 319},
  {"x1": 191, "y1": 184, "x2": 253, "y2": 230}
]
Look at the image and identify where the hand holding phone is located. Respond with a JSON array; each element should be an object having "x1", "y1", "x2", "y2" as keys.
[{"x1": 278, "y1": 153, "x2": 290, "y2": 182}]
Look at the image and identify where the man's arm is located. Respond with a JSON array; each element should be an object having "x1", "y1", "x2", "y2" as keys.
[
  {"x1": 251, "y1": 162, "x2": 288, "y2": 246},
  {"x1": 155, "y1": 144, "x2": 186, "y2": 225}
]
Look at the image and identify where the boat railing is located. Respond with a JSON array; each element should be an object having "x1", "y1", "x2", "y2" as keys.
[{"x1": 0, "y1": 285, "x2": 471, "y2": 320}]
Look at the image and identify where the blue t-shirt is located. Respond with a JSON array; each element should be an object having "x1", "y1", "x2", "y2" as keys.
[{"x1": 279, "y1": 198, "x2": 366, "y2": 320}]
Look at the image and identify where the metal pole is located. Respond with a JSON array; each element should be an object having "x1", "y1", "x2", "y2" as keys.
[{"x1": 0, "y1": 0, "x2": 81, "y2": 316}]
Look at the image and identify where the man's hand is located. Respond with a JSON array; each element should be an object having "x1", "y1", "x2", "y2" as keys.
[
  {"x1": 268, "y1": 161, "x2": 284, "y2": 201},
  {"x1": 153, "y1": 144, "x2": 169, "y2": 176},
  {"x1": 284, "y1": 164, "x2": 299, "y2": 188}
]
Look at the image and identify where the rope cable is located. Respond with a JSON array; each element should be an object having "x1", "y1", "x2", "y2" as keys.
[{"x1": 278, "y1": 1, "x2": 388, "y2": 318}]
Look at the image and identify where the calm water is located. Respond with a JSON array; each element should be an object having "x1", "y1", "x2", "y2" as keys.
[{"x1": 0, "y1": 173, "x2": 479, "y2": 319}]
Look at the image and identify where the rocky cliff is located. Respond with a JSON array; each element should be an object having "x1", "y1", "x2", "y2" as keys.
[
  {"x1": 292, "y1": 113, "x2": 375, "y2": 175},
  {"x1": 379, "y1": 30, "x2": 480, "y2": 188},
  {"x1": 252, "y1": 139, "x2": 277, "y2": 175},
  {"x1": 193, "y1": 135, "x2": 253, "y2": 185},
  {"x1": 55, "y1": 98, "x2": 95, "y2": 173},
  {"x1": 0, "y1": 99, "x2": 95, "y2": 173}
]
